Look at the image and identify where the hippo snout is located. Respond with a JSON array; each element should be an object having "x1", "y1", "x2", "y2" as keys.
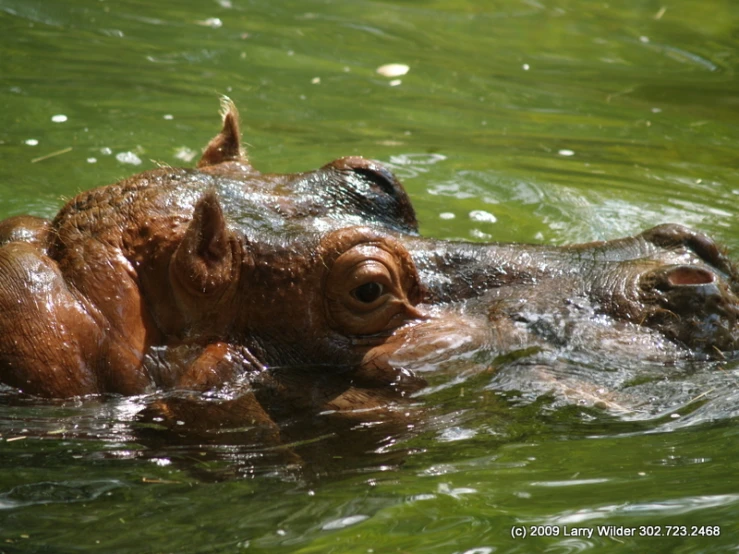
[{"x1": 641, "y1": 264, "x2": 739, "y2": 352}]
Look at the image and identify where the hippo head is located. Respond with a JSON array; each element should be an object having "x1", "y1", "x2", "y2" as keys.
[
  {"x1": 144, "y1": 100, "x2": 739, "y2": 394},
  {"x1": 120, "y1": 100, "x2": 428, "y2": 378},
  {"x1": 135, "y1": 99, "x2": 493, "y2": 386},
  {"x1": 1, "y1": 98, "x2": 737, "y2": 403},
  {"x1": 160, "y1": 187, "x2": 486, "y2": 385}
]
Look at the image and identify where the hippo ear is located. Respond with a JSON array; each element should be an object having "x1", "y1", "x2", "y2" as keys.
[
  {"x1": 171, "y1": 191, "x2": 236, "y2": 296},
  {"x1": 197, "y1": 97, "x2": 247, "y2": 168}
]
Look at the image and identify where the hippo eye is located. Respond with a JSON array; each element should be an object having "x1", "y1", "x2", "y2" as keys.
[
  {"x1": 324, "y1": 239, "x2": 424, "y2": 336},
  {"x1": 352, "y1": 282, "x2": 384, "y2": 304}
]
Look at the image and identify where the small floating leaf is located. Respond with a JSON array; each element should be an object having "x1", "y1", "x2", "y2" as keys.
[{"x1": 376, "y1": 63, "x2": 409, "y2": 77}]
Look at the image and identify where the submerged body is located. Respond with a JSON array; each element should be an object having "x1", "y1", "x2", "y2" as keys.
[{"x1": 0, "y1": 101, "x2": 737, "y2": 433}]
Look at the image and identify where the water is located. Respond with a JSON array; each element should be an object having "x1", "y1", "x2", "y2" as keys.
[{"x1": 2, "y1": 0, "x2": 739, "y2": 552}]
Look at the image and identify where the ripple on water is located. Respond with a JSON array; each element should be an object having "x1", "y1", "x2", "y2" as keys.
[
  {"x1": 542, "y1": 538, "x2": 593, "y2": 554},
  {"x1": 545, "y1": 493, "x2": 739, "y2": 526},
  {"x1": 0, "y1": 480, "x2": 124, "y2": 510},
  {"x1": 321, "y1": 514, "x2": 370, "y2": 530},
  {"x1": 438, "y1": 426, "x2": 478, "y2": 443},
  {"x1": 459, "y1": 548, "x2": 495, "y2": 554}
]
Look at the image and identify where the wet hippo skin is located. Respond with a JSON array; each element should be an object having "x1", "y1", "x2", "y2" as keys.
[{"x1": 0, "y1": 100, "x2": 736, "y2": 436}]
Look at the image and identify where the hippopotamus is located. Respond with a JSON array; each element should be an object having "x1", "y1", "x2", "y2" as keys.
[{"x1": 0, "y1": 101, "x2": 737, "y2": 430}]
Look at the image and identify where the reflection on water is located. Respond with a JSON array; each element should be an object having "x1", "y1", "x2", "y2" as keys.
[
  {"x1": 546, "y1": 493, "x2": 739, "y2": 524},
  {"x1": 0, "y1": 479, "x2": 124, "y2": 510}
]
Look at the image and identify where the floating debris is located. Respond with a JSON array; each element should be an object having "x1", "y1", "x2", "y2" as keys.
[
  {"x1": 469, "y1": 210, "x2": 497, "y2": 223},
  {"x1": 51, "y1": 114, "x2": 68, "y2": 123},
  {"x1": 116, "y1": 151, "x2": 142, "y2": 166},
  {"x1": 31, "y1": 146, "x2": 73, "y2": 164},
  {"x1": 174, "y1": 147, "x2": 197, "y2": 163},
  {"x1": 195, "y1": 17, "x2": 223, "y2": 28},
  {"x1": 376, "y1": 63, "x2": 409, "y2": 77},
  {"x1": 141, "y1": 477, "x2": 182, "y2": 484}
]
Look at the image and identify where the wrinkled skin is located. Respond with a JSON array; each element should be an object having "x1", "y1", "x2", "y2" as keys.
[{"x1": 0, "y1": 100, "x2": 737, "y2": 441}]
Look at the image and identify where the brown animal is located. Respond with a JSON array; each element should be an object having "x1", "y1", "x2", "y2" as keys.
[{"x1": 0, "y1": 101, "x2": 736, "y2": 433}]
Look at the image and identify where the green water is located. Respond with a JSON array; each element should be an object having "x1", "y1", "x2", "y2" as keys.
[{"x1": 2, "y1": 0, "x2": 739, "y2": 552}]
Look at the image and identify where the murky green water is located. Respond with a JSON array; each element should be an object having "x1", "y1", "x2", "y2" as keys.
[{"x1": 2, "y1": 0, "x2": 739, "y2": 552}]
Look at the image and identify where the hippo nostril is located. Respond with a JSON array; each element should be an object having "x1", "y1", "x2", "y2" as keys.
[
  {"x1": 665, "y1": 266, "x2": 715, "y2": 287},
  {"x1": 638, "y1": 263, "x2": 737, "y2": 352}
]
